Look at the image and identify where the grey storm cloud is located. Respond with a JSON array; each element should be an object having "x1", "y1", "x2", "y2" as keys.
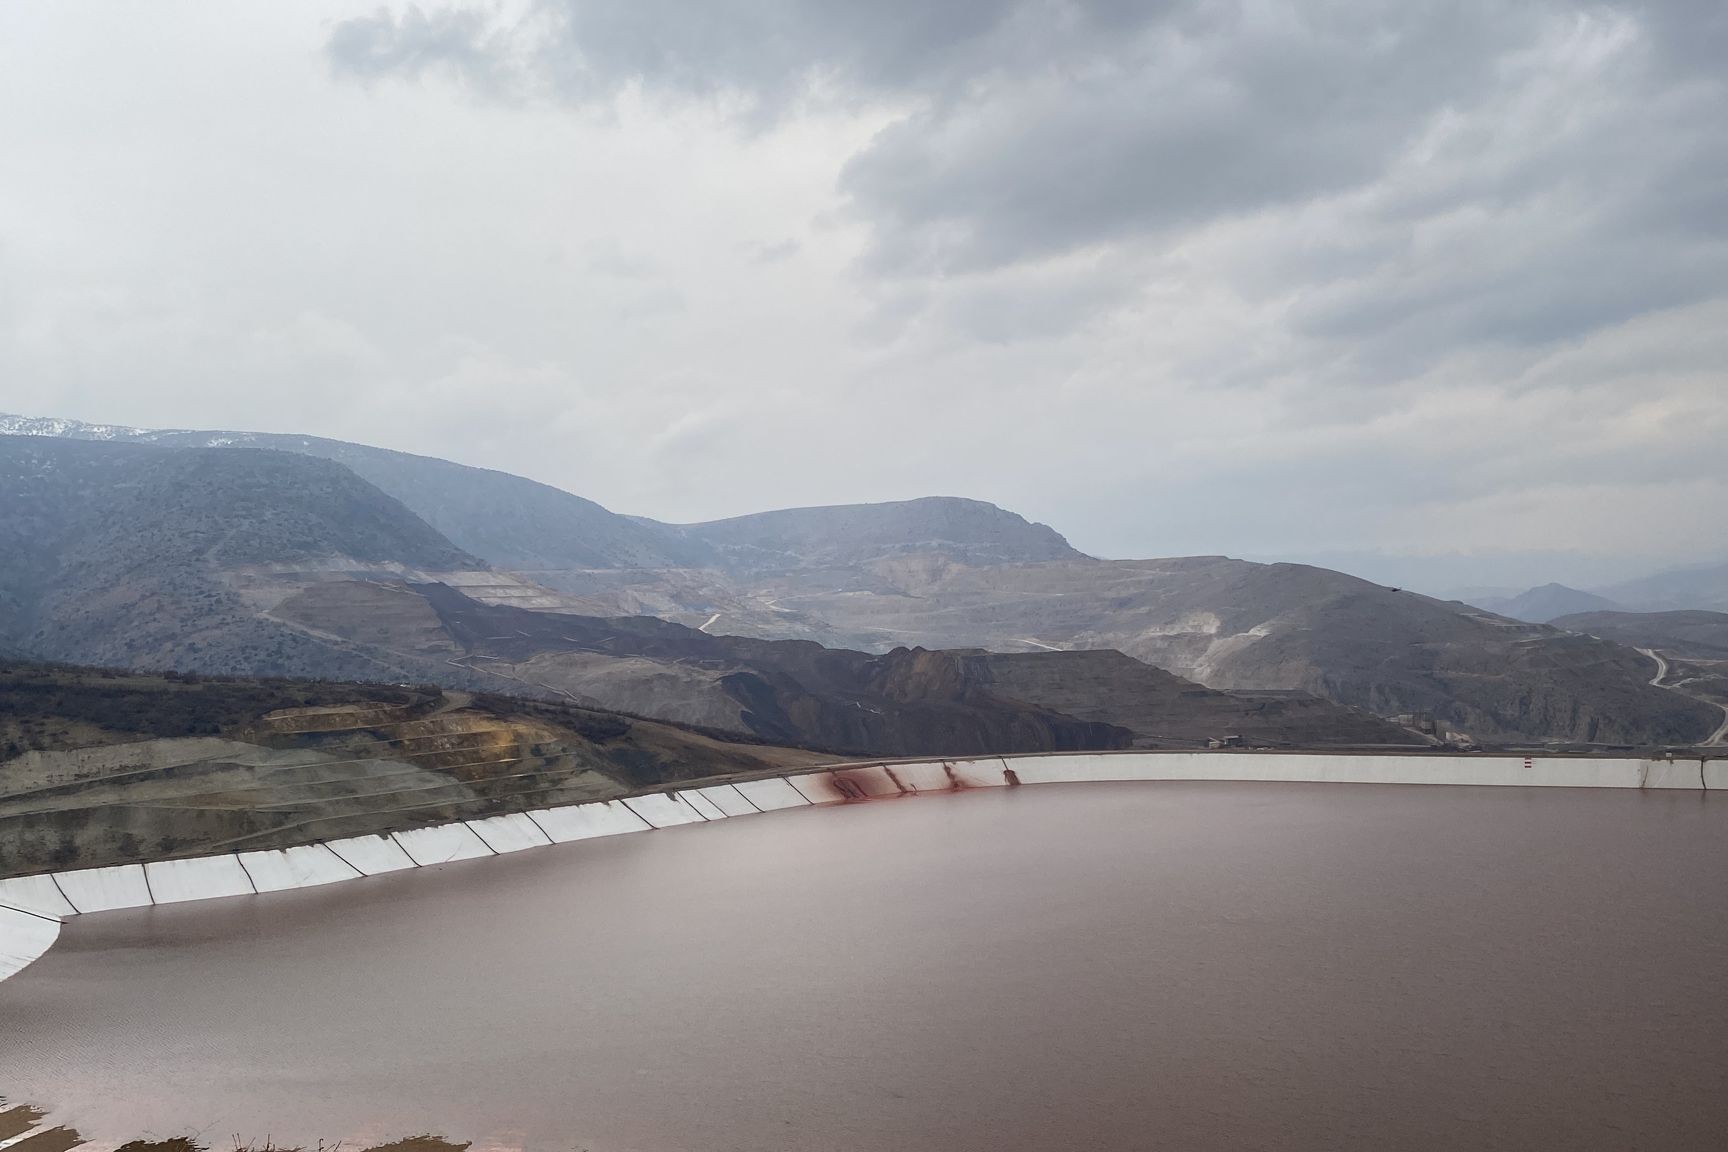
[
  {"x1": 838, "y1": 3, "x2": 1548, "y2": 273},
  {"x1": 6, "y1": 0, "x2": 1725, "y2": 589},
  {"x1": 326, "y1": 0, "x2": 1728, "y2": 358}
]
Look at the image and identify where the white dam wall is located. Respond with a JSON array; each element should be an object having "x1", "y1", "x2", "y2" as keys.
[
  {"x1": 0, "y1": 900, "x2": 61, "y2": 983},
  {"x1": 1, "y1": 750, "x2": 1720, "y2": 981}
]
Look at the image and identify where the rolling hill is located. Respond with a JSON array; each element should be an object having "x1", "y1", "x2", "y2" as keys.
[
  {"x1": 1468, "y1": 583, "x2": 1625, "y2": 623},
  {"x1": 0, "y1": 437, "x2": 1146, "y2": 757},
  {"x1": 1554, "y1": 610, "x2": 1728, "y2": 662},
  {"x1": 0, "y1": 412, "x2": 710, "y2": 571},
  {"x1": 626, "y1": 553, "x2": 1713, "y2": 746},
  {"x1": 3, "y1": 412, "x2": 1716, "y2": 747},
  {"x1": 668, "y1": 496, "x2": 1086, "y2": 572},
  {"x1": 7, "y1": 433, "x2": 1363, "y2": 757},
  {"x1": 1600, "y1": 563, "x2": 1728, "y2": 613},
  {"x1": 272, "y1": 578, "x2": 1420, "y2": 753},
  {"x1": 0, "y1": 435, "x2": 489, "y2": 681}
]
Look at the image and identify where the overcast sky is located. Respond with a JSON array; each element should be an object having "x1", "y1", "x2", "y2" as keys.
[{"x1": 2, "y1": 1, "x2": 1724, "y2": 590}]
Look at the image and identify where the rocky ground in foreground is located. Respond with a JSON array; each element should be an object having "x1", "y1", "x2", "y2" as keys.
[{"x1": 0, "y1": 1101, "x2": 473, "y2": 1152}]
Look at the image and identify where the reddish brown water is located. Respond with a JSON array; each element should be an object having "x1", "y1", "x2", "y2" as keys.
[{"x1": 3, "y1": 783, "x2": 1726, "y2": 1151}]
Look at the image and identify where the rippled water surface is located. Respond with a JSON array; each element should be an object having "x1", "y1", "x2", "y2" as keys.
[{"x1": 4, "y1": 783, "x2": 1727, "y2": 1151}]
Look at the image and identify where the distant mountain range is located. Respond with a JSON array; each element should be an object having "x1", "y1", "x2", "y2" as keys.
[
  {"x1": 0, "y1": 413, "x2": 710, "y2": 570},
  {"x1": 1467, "y1": 583, "x2": 1626, "y2": 624},
  {"x1": 1599, "y1": 564, "x2": 1728, "y2": 614},
  {"x1": 0, "y1": 436, "x2": 479, "y2": 683},
  {"x1": 0, "y1": 435, "x2": 1135, "y2": 757},
  {"x1": 2, "y1": 412, "x2": 1721, "y2": 748},
  {"x1": 0, "y1": 430, "x2": 1412, "y2": 755},
  {"x1": 1464, "y1": 569, "x2": 1728, "y2": 623},
  {"x1": 668, "y1": 497, "x2": 1083, "y2": 572},
  {"x1": 0, "y1": 413, "x2": 1074, "y2": 574}
]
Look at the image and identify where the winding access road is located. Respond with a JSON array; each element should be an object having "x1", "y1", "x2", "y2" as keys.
[{"x1": 1640, "y1": 647, "x2": 1728, "y2": 746}]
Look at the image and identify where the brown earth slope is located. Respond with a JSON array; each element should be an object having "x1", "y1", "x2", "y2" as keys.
[
  {"x1": 276, "y1": 580, "x2": 1135, "y2": 757},
  {"x1": 957, "y1": 650, "x2": 1421, "y2": 748},
  {"x1": 0, "y1": 659, "x2": 824, "y2": 878},
  {"x1": 547, "y1": 554, "x2": 1717, "y2": 746},
  {"x1": 278, "y1": 579, "x2": 1428, "y2": 752}
]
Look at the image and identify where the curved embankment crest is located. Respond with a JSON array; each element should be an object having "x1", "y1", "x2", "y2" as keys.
[{"x1": 2, "y1": 751, "x2": 1720, "y2": 982}]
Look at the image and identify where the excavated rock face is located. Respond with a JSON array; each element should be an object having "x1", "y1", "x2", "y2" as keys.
[
  {"x1": 614, "y1": 554, "x2": 1720, "y2": 747},
  {"x1": 2, "y1": 419, "x2": 1717, "y2": 749},
  {"x1": 256, "y1": 703, "x2": 417, "y2": 733},
  {"x1": 954, "y1": 650, "x2": 1424, "y2": 748},
  {"x1": 868, "y1": 646, "x2": 973, "y2": 702},
  {"x1": 0, "y1": 660, "x2": 822, "y2": 877},
  {"x1": 2, "y1": 422, "x2": 1711, "y2": 750},
  {"x1": 402, "y1": 585, "x2": 1131, "y2": 758}
]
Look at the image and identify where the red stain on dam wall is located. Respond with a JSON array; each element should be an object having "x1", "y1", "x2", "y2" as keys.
[{"x1": 791, "y1": 760, "x2": 1019, "y2": 803}]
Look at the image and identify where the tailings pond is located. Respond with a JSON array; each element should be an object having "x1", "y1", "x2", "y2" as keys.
[{"x1": 3, "y1": 783, "x2": 1727, "y2": 1151}]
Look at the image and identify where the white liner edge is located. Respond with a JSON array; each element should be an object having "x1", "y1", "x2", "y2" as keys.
[{"x1": 3, "y1": 751, "x2": 1719, "y2": 983}]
